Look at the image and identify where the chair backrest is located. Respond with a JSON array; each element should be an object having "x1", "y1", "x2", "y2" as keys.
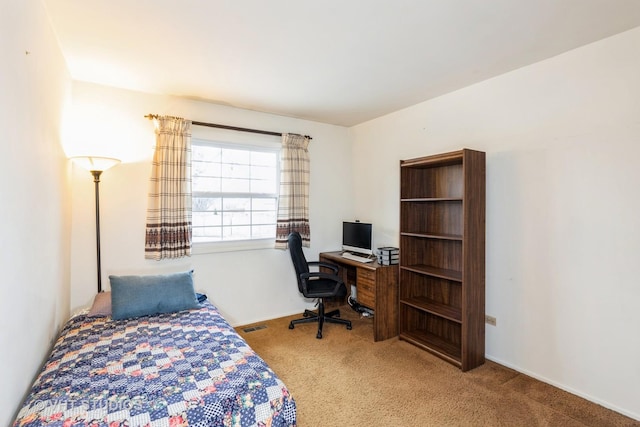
[{"x1": 288, "y1": 232, "x2": 309, "y2": 294}]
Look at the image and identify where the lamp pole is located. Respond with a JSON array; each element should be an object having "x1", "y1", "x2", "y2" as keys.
[
  {"x1": 70, "y1": 156, "x2": 120, "y2": 294},
  {"x1": 91, "y1": 170, "x2": 104, "y2": 293}
]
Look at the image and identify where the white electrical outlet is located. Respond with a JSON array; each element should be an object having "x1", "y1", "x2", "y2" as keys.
[{"x1": 485, "y1": 315, "x2": 497, "y2": 326}]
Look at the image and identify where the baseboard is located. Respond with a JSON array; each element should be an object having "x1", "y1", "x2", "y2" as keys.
[
  {"x1": 233, "y1": 307, "x2": 316, "y2": 328},
  {"x1": 485, "y1": 354, "x2": 639, "y2": 422}
]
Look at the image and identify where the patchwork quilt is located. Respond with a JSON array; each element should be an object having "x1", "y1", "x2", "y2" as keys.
[{"x1": 13, "y1": 301, "x2": 296, "y2": 427}]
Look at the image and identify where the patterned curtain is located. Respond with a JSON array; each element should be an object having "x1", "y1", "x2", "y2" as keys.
[
  {"x1": 144, "y1": 116, "x2": 192, "y2": 260},
  {"x1": 275, "y1": 133, "x2": 311, "y2": 249}
]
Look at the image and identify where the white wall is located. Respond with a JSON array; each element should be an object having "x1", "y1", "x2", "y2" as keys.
[
  {"x1": 68, "y1": 82, "x2": 353, "y2": 325},
  {"x1": 350, "y1": 27, "x2": 640, "y2": 419},
  {"x1": 0, "y1": 0, "x2": 72, "y2": 424}
]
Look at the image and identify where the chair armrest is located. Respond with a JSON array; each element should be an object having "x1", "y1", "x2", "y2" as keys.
[
  {"x1": 307, "y1": 261, "x2": 339, "y2": 274},
  {"x1": 300, "y1": 271, "x2": 343, "y2": 281},
  {"x1": 300, "y1": 272, "x2": 344, "y2": 295}
]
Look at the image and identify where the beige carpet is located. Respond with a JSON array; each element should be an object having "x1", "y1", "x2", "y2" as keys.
[{"x1": 237, "y1": 306, "x2": 638, "y2": 427}]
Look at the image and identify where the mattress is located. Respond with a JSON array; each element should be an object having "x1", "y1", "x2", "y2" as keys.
[{"x1": 13, "y1": 301, "x2": 296, "y2": 427}]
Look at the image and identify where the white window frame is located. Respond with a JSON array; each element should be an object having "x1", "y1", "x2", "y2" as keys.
[{"x1": 191, "y1": 137, "x2": 280, "y2": 254}]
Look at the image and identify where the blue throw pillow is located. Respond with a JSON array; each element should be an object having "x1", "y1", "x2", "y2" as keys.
[{"x1": 110, "y1": 271, "x2": 200, "y2": 320}]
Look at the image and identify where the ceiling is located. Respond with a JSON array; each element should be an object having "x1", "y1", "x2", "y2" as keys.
[{"x1": 44, "y1": 0, "x2": 640, "y2": 127}]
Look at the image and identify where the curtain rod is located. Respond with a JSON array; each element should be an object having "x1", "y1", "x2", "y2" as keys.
[{"x1": 144, "y1": 114, "x2": 312, "y2": 140}]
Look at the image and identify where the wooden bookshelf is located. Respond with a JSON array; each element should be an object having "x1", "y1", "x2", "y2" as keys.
[{"x1": 398, "y1": 149, "x2": 485, "y2": 371}]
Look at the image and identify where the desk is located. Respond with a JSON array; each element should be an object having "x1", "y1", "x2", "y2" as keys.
[{"x1": 319, "y1": 251, "x2": 398, "y2": 342}]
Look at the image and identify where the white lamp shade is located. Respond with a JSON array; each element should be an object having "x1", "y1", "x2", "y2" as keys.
[{"x1": 70, "y1": 156, "x2": 120, "y2": 172}]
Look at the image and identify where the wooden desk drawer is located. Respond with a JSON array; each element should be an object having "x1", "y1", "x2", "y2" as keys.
[
  {"x1": 357, "y1": 269, "x2": 375, "y2": 308},
  {"x1": 357, "y1": 269, "x2": 375, "y2": 287},
  {"x1": 358, "y1": 288, "x2": 375, "y2": 308}
]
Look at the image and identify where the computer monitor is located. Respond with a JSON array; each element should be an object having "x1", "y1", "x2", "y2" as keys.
[{"x1": 342, "y1": 221, "x2": 373, "y2": 255}]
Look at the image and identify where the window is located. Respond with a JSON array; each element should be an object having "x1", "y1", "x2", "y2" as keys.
[{"x1": 191, "y1": 139, "x2": 280, "y2": 244}]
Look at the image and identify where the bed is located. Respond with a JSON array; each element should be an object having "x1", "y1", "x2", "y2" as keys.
[{"x1": 13, "y1": 278, "x2": 297, "y2": 427}]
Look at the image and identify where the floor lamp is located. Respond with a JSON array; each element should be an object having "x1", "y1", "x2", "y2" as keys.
[{"x1": 71, "y1": 156, "x2": 120, "y2": 293}]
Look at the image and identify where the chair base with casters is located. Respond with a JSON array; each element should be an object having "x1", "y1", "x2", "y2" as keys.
[{"x1": 288, "y1": 300, "x2": 352, "y2": 339}]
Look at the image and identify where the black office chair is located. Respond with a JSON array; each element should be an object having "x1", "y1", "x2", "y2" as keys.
[{"x1": 287, "y1": 232, "x2": 352, "y2": 339}]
